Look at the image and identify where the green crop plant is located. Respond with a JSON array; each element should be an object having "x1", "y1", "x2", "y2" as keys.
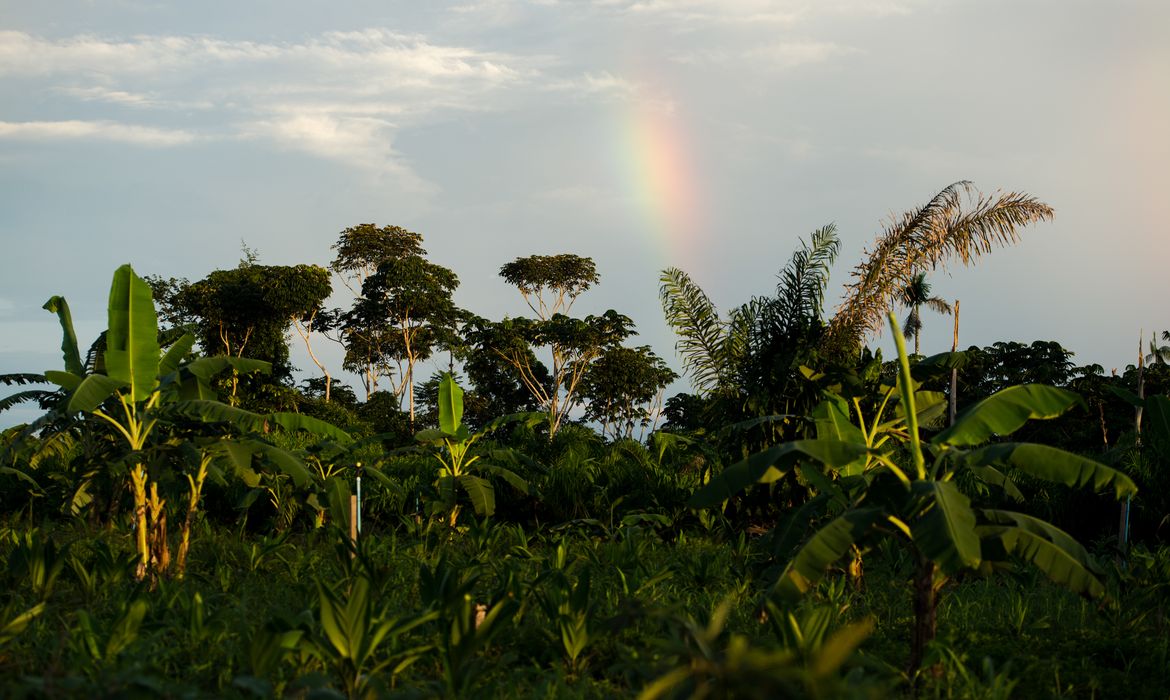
[
  {"x1": 692, "y1": 313, "x2": 1137, "y2": 682},
  {"x1": 30, "y1": 264, "x2": 350, "y2": 581},
  {"x1": 414, "y1": 372, "x2": 540, "y2": 526}
]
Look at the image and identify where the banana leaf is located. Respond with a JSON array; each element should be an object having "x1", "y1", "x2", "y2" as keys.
[
  {"x1": 960, "y1": 443, "x2": 1136, "y2": 499},
  {"x1": 932, "y1": 385, "x2": 1084, "y2": 447}
]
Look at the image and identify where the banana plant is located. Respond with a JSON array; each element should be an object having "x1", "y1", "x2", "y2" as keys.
[
  {"x1": 691, "y1": 313, "x2": 1137, "y2": 680},
  {"x1": 414, "y1": 373, "x2": 541, "y2": 526},
  {"x1": 37, "y1": 264, "x2": 350, "y2": 580}
]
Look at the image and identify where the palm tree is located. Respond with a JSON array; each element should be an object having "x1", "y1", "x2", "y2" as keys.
[
  {"x1": 824, "y1": 181, "x2": 1053, "y2": 356},
  {"x1": 659, "y1": 224, "x2": 839, "y2": 397},
  {"x1": 1146, "y1": 330, "x2": 1170, "y2": 366},
  {"x1": 899, "y1": 272, "x2": 952, "y2": 355}
]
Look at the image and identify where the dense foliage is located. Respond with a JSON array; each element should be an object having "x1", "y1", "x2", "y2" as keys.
[{"x1": 2, "y1": 184, "x2": 1168, "y2": 698}]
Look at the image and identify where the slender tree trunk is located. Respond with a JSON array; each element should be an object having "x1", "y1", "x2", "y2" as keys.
[
  {"x1": 1120, "y1": 332, "x2": 1143, "y2": 550},
  {"x1": 909, "y1": 556, "x2": 941, "y2": 686},
  {"x1": 948, "y1": 300, "x2": 960, "y2": 426}
]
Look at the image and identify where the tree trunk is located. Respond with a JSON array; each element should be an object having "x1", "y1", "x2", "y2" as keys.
[{"x1": 909, "y1": 556, "x2": 941, "y2": 686}]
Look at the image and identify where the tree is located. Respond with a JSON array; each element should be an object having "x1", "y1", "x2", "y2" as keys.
[
  {"x1": 173, "y1": 262, "x2": 332, "y2": 402},
  {"x1": 1146, "y1": 330, "x2": 1170, "y2": 366},
  {"x1": 330, "y1": 223, "x2": 425, "y2": 296},
  {"x1": 659, "y1": 224, "x2": 840, "y2": 435},
  {"x1": 468, "y1": 311, "x2": 633, "y2": 438},
  {"x1": 580, "y1": 345, "x2": 677, "y2": 440},
  {"x1": 824, "y1": 181, "x2": 1053, "y2": 356},
  {"x1": 498, "y1": 254, "x2": 598, "y2": 320},
  {"x1": 330, "y1": 224, "x2": 449, "y2": 406},
  {"x1": 343, "y1": 252, "x2": 460, "y2": 422},
  {"x1": 660, "y1": 225, "x2": 838, "y2": 400},
  {"x1": 479, "y1": 254, "x2": 628, "y2": 438},
  {"x1": 899, "y1": 272, "x2": 952, "y2": 355}
]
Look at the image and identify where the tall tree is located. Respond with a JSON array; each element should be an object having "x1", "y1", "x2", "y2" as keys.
[
  {"x1": 824, "y1": 181, "x2": 1053, "y2": 356},
  {"x1": 579, "y1": 345, "x2": 677, "y2": 440},
  {"x1": 473, "y1": 255, "x2": 627, "y2": 437},
  {"x1": 899, "y1": 272, "x2": 952, "y2": 355},
  {"x1": 330, "y1": 224, "x2": 436, "y2": 404},
  {"x1": 353, "y1": 254, "x2": 461, "y2": 422},
  {"x1": 330, "y1": 223, "x2": 425, "y2": 295},
  {"x1": 659, "y1": 224, "x2": 838, "y2": 407},
  {"x1": 173, "y1": 262, "x2": 332, "y2": 402}
]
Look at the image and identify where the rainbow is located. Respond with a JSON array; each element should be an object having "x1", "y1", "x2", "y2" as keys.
[{"x1": 617, "y1": 89, "x2": 707, "y2": 269}]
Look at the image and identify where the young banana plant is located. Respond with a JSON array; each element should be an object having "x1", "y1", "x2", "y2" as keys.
[
  {"x1": 414, "y1": 373, "x2": 541, "y2": 526},
  {"x1": 38, "y1": 265, "x2": 350, "y2": 581},
  {"x1": 691, "y1": 313, "x2": 1137, "y2": 680}
]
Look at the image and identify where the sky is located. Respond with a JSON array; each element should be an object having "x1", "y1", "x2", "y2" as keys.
[{"x1": 1, "y1": 0, "x2": 1168, "y2": 427}]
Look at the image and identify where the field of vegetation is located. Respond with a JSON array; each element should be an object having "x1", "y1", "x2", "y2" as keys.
[{"x1": 2, "y1": 183, "x2": 1168, "y2": 698}]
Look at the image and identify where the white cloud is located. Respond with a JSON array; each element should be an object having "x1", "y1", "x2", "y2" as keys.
[
  {"x1": 0, "y1": 29, "x2": 543, "y2": 186},
  {"x1": 241, "y1": 115, "x2": 437, "y2": 195},
  {"x1": 672, "y1": 39, "x2": 855, "y2": 69},
  {"x1": 0, "y1": 120, "x2": 197, "y2": 146}
]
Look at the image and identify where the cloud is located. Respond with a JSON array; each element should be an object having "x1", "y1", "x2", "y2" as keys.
[
  {"x1": 240, "y1": 115, "x2": 437, "y2": 194},
  {"x1": 672, "y1": 39, "x2": 856, "y2": 69},
  {"x1": 0, "y1": 120, "x2": 197, "y2": 146},
  {"x1": 0, "y1": 29, "x2": 543, "y2": 187}
]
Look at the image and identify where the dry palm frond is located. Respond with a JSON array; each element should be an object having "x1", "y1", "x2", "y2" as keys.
[{"x1": 825, "y1": 182, "x2": 1053, "y2": 354}]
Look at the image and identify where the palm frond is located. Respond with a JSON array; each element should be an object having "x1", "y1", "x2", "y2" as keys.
[
  {"x1": 825, "y1": 183, "x2": 1052, "y2": 353},
  {"x1": 659, "y1": 268, "x2": 728, "y2": 394},
  {"x1": 924, "y1": 296, "x2": 953, "y2": 315},
  {"x1": 0, "y1": 390, "x2": 54, "y2": 414},
  {"x1": 774, "y1": 224, "x2": 839, "y2": 334},
  {"x1": 1, "y1": 373, "x2": 47, "y2": 386}
]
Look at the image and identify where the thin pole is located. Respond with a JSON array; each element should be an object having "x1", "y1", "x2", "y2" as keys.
[
  {"x1": 355, "y1": 462, "x2": 363, "y2": 535},
  {"x1": 1120, "y1": 333, "x2": 1143, "y2": 551},
  {"x1": 948, "y1": 300, "x2": 960, "y2": 426}
]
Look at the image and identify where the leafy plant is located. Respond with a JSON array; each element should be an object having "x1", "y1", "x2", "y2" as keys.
[
  {"x1": 692, "y1": 313, "x2": 1137, "y2": 680},
  {"x1": 35, "y1": 265, "x2": 349, "y2": 580},
  {"x1": 414, "y1": 373, "x2": 540, "y2": 525}
]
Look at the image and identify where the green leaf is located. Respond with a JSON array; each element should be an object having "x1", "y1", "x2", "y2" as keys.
[
  {"x1": 773, "y1": 507, "x2": 883, "y2": 601},
  {"x1": 167, "y1": 400, "x2": 268, "y2": 432},
  {"x1": 186, "y1": 356, "x2": 271, "y2": 381},
  {"x1": 1146, "y1": 395, "x2": 1170, "y2": 451},
  {"x1": 813, "y1": 395, "x2": 864, "y2": 444},
  {"x1": 967, "y1": 465, "x2": 1024, "y2": 501},
  {"x1": 159, "y1": 333, "x2": 196, "y2": 377},
  {"x1": 267, "y1": 412, "x2": 352, "y2": 444},
  {"x1": 980, "y1": 509, "x2": 1097, "y2": 572},
  {"x1": 317, "y1": 582, "x2": 352, "y2": 659},
  {"x1": 42, "y1": 296, "x2": 84, "y2": 375},
  {"x1": 67, "y1": 374, "x2": 127, "y2": 413},
  {"x1": 458, "y1": 473, "x2": 495, "y2": 516},
  {"x1": 811, "y1": 619, "x2": 874, "y2": 679},
  {"x1": 43, "y1": 370, "x2": 84, "y2": 392},
  {"x1": 933, "y1": 385, "x2": 1084, "y2": 447},
  {"x1": 482, "y1": 464, "x2": 529, "y2": 494},
  {"x1": 104, "y1": 264, "x2": 160, "y2": 403},
  {"x1": 438, "y1": 372, "x2": 463, "y2": 436},
  {"x1": 961, "y1": 443, "x2": 1137, "y2": 499},
  {"x1": 911, "y1": 481, "x2": 981, "y2": 574},
  {"x1": 0, "y1": 602, "x2": 45, "y2": 648},
  {"x1": 248, "y1": 442, "x2": 312, "y2": 487},
  {"x1": 688, "y1": 440, "x2": 869, "y2": 509},
  {"x1": 414, "y1": 429, "x2": 450, "y2": 443},
  {"x1": 981, "y1": 524, "x2": 1104, "y2": 597}
]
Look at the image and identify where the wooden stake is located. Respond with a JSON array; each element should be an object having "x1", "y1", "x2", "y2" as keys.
[{"x1": 350, "y1": 494, "x2": 359, "y2": 556}]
